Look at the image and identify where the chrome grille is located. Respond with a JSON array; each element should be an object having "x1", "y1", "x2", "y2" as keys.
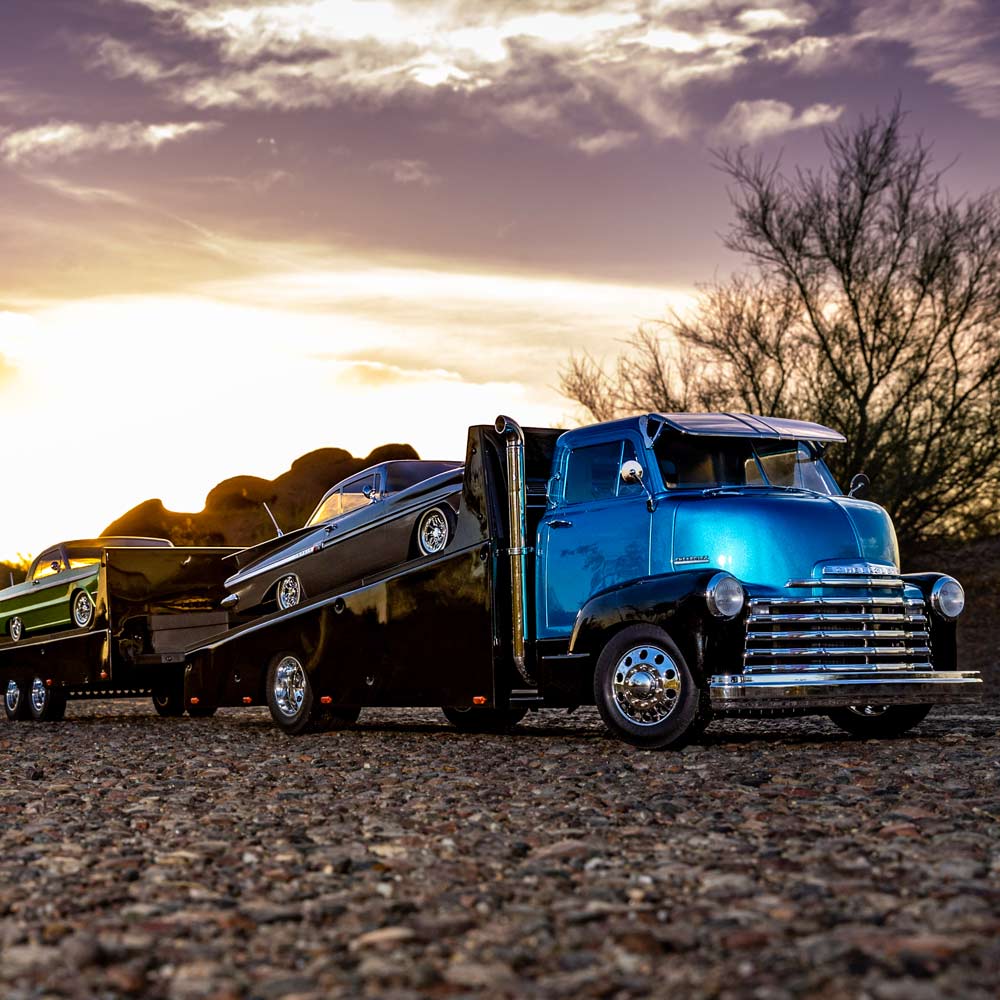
[{"x1": 744, "y1": 596, "x2": 930, "y2": 673}]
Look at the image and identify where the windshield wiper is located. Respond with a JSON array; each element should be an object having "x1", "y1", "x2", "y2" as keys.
[{"x1": 701, "y1": 484, "x2": 826, "y2": 498}]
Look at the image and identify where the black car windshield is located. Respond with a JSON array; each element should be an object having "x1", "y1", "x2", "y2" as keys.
[{"x1": 653, "y1": 435, "x2": 840, "y2": 495}]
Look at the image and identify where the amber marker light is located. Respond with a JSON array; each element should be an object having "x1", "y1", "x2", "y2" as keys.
[
  {"x1": 473, "y1": 696, "x2": 486, "y2": 705},
  {"x1": 190, "y1": 697, "x2": 200, "y2": 705},
  {"x1": 242, "y1": 696, "x2": 253, "y2": 704},
  {"x1": 320, "y1": 696, "x2": 332, "y2": 704}
]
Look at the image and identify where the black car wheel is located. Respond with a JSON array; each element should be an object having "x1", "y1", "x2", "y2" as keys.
[
  {"x1": 442, "y1": 706, "x2": 527, "y2": 732},
  {"x1": 266, "y1": 652, "x2": 322, "y2": 735},
  {"x1": 9, "y1": 616, "x2": 23, "y2": 643},
  {"x1": 28, "y1": 676, "x2": 67, "y2": 722},
  {"x1": 593, "y1": 624, "x2": 704, "y2": 750},
  {"x1": 416, "y1": 506, "x2": 455, "y2": 556},
  {"x1": 152, "y1": 687, "x2": 184, "y2": 717},
  {"x1": 828, "y1": 704, "x2": 932, "y2": 739},
  {"x1": 275, "y1": 574, "x2": 303, "y2": 611},
  {"x1": 71, "y1": 590, "x2": 95, "y2": 629},
  {"x1": 4, "y1": 679, "x2": 30, "y2": 721}
]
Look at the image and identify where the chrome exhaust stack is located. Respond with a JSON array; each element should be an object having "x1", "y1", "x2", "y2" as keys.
[{"x1": 495, "y1": 415, "x2": 533, "y2": 685}]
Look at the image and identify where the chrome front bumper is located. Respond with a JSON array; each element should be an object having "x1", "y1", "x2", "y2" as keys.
[{"x1": 709, "y1": 670, "x2": 983, "y2": 711}]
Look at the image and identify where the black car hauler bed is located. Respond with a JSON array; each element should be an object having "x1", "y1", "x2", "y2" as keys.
[{"x1": 1, "y1": 545, "x2": 234, "y2": 721}]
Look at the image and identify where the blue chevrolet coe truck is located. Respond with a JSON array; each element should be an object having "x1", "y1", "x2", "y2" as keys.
[{"x1": 184, "y1": 413, "x2": 982, "y2": 748}]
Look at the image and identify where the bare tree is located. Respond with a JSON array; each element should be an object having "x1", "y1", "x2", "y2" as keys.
[{"x1": 562, "y1": 105, "x2": 1000, "y2": 549}]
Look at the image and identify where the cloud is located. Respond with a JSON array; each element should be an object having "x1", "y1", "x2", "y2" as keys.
[
  {"x1": 856, "y1": 0, "x2": 1000, "y2": 119},
  {"x1": 29, "y1": 175, "x2": 139, "y2": 206},
  {"x1": 93, "y1": 0, "x2": 841, "y2": 149},
  {"x1": 0, "y1": 120, "x2": 221, "y2": 166},
  {"x1": 369, "y1": 158, "x2": 440, "y2": 186},
  {"x1": 715, "y1": 99, "x2": 844, "y2": 142}
]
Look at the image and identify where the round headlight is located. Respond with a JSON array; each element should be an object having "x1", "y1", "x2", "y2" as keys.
[
  {"x1": 706, "y1": 572, "x2": 745, "y2": 619},
  {"x1": 930, "y1": 576, "x2": 965, "y2": 620}
]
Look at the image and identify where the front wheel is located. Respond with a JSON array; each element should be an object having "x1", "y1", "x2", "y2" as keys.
[
  {"x1": 4, "y1": 679, "x2": 30, "y2": 721},
  {"x1": 441, "y1": 706, "x2": 527, "y2": 732},
  {"x1": 416, "y1": 506, "x2": 455, "y2": 556},
  {"x1": 28, "y1": 677, "x2": 67, "y2": 722},
  {"x1": 593, "y1": 625, "x2": 703, "y2": 750},
  {"x1": 828, "y1": 704, "x2": 932, "y2": 739}
]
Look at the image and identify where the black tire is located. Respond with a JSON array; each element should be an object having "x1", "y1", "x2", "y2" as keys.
[
  {"x1": 442, "y1": 705, "x2": 527, "y2": 732},
  {"x1": 9, "y1": 616, "x2": 24, "y2": 643},
  {"x1": 187, "y1": 702, "x2": 218, "y2": 718},
  {"x1": 828, "y1": 704, "x2": 932, "y2": 739},
  {"x1": 316, "y1": 705, "x2": 362, "y2": 731},
  {"x1": 152, "y1": 687, "x2": 185, "y2": 717},
  {"x1": 415, "y1": 506, "x2": 455, "y2": 557},
  {"x1": 28, "y1": 677, "x2": 67, "y2": 722},
  {"x1": 593, "y1": 624, "x2": 705, "y2": 750},
  {"x1": 70, "y1": 590, "x2": 95, "y2": 629},
  {"x1": 4, "y1": 678, "x2": 30, "y2": 721},
  {"x1": 266, "y1": 652, "x2": 322, "y2": 735}
]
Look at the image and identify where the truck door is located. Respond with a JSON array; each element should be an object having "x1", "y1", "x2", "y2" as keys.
[{"x1": 537, "y1": 437, "x2": 652, "y2": 637}]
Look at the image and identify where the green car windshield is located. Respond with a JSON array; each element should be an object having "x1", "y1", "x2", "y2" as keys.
[{"x1": 653, "y1": 435, "x2": 840, "y2": 495}]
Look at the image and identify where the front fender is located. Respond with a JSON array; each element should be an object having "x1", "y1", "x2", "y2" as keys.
[{"x1": 568, "y1": 571, "x2": 745, "y2": 677}]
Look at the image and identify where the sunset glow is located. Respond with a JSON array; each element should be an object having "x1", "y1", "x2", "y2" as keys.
[{"x1": 1, "y1": 0, "x2": 998, "y2": 561}]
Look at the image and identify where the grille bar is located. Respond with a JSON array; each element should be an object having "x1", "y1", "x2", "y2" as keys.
[{"x1": 744, "y1": 595, "x2": 931, "y2": 674}]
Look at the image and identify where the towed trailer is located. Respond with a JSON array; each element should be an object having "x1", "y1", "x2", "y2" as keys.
[
  {"x1": 184, "y1": 415, "x2": 982, "y2": 748},
  {"x1": 1, "y1": 544, "x2": 235, "y2": 721}
]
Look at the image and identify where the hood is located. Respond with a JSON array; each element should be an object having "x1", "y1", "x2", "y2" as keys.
[{"x1": 670, "y1": 491, "x2": 898, "y2": 591}]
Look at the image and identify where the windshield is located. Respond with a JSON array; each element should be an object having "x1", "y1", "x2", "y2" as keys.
[{"x1": 653, "y1": 435, "x2": 840, "y2": 495}]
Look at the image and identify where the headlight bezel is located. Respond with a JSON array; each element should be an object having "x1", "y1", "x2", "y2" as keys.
[
  {"x1": 705, "y1": 571, "x2": 745, "y2": 619},
  {"x1": 930, "y1": 575, "x2": 965, "y2": 620}
]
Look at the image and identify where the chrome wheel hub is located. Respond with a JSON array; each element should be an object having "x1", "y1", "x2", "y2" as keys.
[
  {"x1": 847, "y1": 704, "x2": 889, "y2": 717},
  {"x1": 273, "y1": 656, "x2": 307, "y2": 718},
  {"x1": 612, "y1": 644, "x2": 682, "y2": 726},
  {"x1": 10, "y1": 617, "x2": 22, "y2": 642},
  {"x1": 73, "y1": 592, "x2": 93, "y2": 627},
  {"x1": 420, "y1": 510, "x2": 448, "y2": 553},
  {"x1": 276, "y1": 575, "x2": 302, "y2": 610},
  {"x1": 30, "y1": 677, "x2": 47, "y2": 714},
  {"x1": 5, "y1": 680, "x2": 20, "y2": 713}
]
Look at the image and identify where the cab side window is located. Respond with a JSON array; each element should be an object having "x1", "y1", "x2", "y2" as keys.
[
  {"x1": 564, "y1": 441, "x2": 642, "y2": 504},
  {"x1": 32, "y1": 549, "x2": 64, "y2": 581},
  {"x1": 342, "y1": 474, "x2": 376, "y2": 514}
]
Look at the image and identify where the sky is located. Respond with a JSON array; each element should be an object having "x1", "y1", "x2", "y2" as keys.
[{"x1": 0, "y1": 0, "x2": 998, "y2": 561}]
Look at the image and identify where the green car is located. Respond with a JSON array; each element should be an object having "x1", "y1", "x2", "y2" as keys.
[{"x1": 0, "y1": 537, "x2": 172, "y2": 643}]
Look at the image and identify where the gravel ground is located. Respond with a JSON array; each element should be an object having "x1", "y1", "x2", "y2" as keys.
[{"x1": 1, "y1": 698, "x2": 997, "y2": 999}]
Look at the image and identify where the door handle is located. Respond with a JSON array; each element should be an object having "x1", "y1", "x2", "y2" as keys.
[{"x1": 548, "y1": 519, "x2": 573, "y2": 529}]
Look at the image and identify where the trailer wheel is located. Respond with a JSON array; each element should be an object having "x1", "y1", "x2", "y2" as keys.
[
  {"x1": 4, "y1": 679, "x2": 30, "y2": 721},
  {"x1": 152, "y1": 688, "x2": 184, "y2": 717},
  {"x1": 416, "y1": 506, "x2": 455, "y2": 556},
  {"x1": 441, "y1": 706, "x2": 527, "y2": 732},
  {"x1": 593, "y1": 625, "x2": 701, "y2": 750},
  {"x1": 828, "y1": 704, "x2": 932, "y2": 739},
  {"x1": 9, "y1": 616, "x2": 23, "y2": 642},
  {"x1": 266, "y1": 653, "x2": 321, "y2": 735},
  {"x1": 28, "y1": 677, "x2": 67, "y2": 722},
  {"x1": 71, "y1": 590, "x2": 95, "y2": 629}
]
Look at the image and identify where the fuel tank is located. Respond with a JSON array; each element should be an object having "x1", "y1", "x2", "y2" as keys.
[{"x1": 668, "y1": 492, "x2": 899, "y2": 591}]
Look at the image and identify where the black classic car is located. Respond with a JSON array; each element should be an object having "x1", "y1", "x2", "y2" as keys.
[{"x1": 222, "y1": 459, "x2": 463, "y2": 616}]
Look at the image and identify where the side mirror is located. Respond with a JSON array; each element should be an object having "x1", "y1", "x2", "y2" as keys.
[
  {"x1": 620, "y1": 460, "x2": 656, "y2": 512},
  {"x1": 848, "y1": 473, "x2": 870, "y2": 499},
  {"x1": 620, "y1": 460, "x2": 644, "y2": 485}
]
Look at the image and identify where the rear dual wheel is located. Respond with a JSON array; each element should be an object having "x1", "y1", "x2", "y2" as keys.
[
  {"x1": 28, "y1": 677, "x2": 66, "y2": 722},
  {"x1": 4, "y1": 679, "x2": 29, "y2": 721}
]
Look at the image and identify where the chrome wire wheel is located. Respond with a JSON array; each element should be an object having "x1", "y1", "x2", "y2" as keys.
[
  {"x1": 276, "y1": 574, "x2": 302, "y2": 611},
  {"x1": 9, "y1": 616, "x2": 23, "y2": 642},
  {"x1": 847, "y1": 705, "x2": 889, "y2": 718},
  {"x1": 611, "y1": 644, "x2": 682, "y2": 726},
  {"x1": 272, "y1": 655, "x2": 307, "y2": 719},
  {"x1": 30, "y1": 677, "x2": 48, "y2": 715},
  {"x1": 5, "y1": 680, "x2": 21, "y2": 715},
  {"x1": 417, "y1": 507, "x2": 450, "y2": 555},
  {"x1": 72, "y1": 591, "x2": 94, "y2": 628}
]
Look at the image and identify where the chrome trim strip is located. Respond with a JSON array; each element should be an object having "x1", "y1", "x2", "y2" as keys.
[
  {"x1": 745, "y1": 645, "x2": 929, "y2": 659},
  {"x1": 748, "y1": 628, "x2": 928, "y2": 641},
  {"x1": 749, "y1": 612, "x2": 925, "y2": 624},
  {"x1": 710, "y1": 670, "x2": 982, "y2": 709},
  {"x1": 742, "y1": 661, "x2": 932, "y2": 674},
  {"x1": 750, "y1": 596, "x2": 920, "y2": 607},
  {"x1": 785, "y1": 577, "x2": 904, "y2": 589}
]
